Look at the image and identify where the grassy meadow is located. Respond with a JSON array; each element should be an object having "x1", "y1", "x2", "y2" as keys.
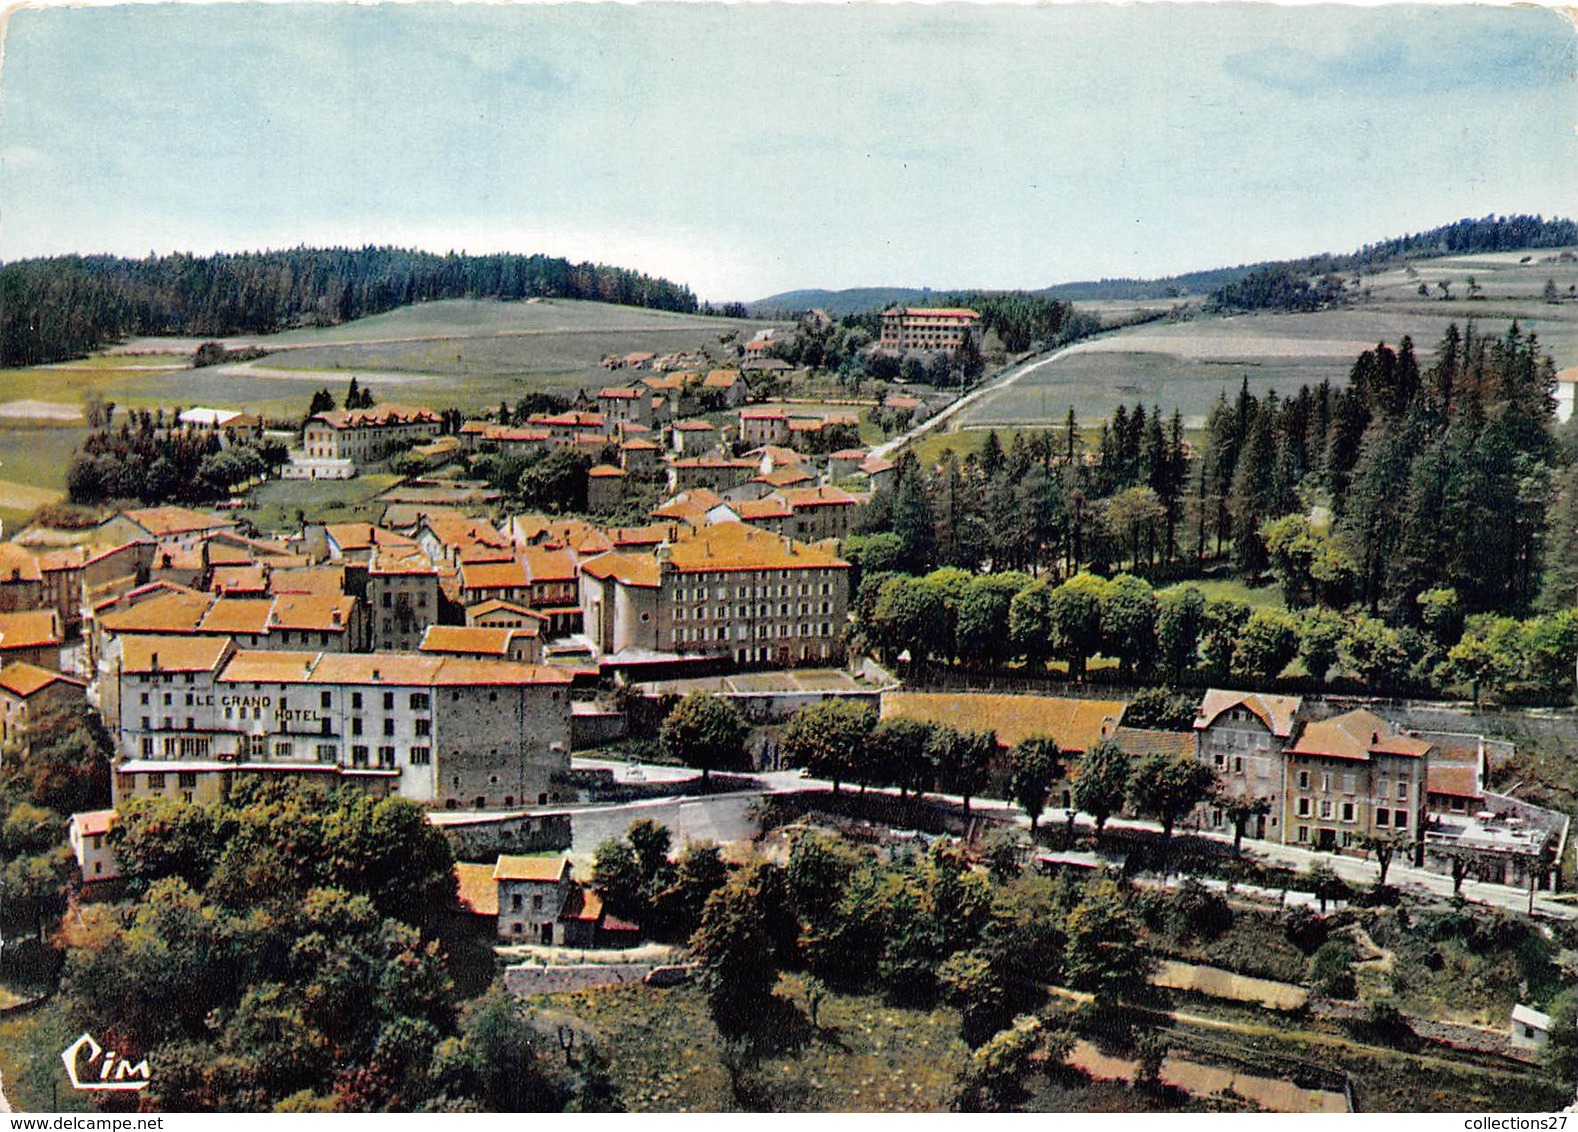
[
  {"x1": 954, "y1": 248, "x2": 1578, "y2": 432},
  {"x1": 538, "y1": 974, "x2": 968, "y2": 1112}
]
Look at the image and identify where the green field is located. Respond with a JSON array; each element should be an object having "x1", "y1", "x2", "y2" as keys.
[
  {"x1": 540, "y1": 974, "x2": 968, "y2": 1112},
  {"x1": 953, "y1": 249, "x2": 1578, "y2": 431},
  {"x1": 119, "y1": 298, "x2": 783, "y2": 414},
  {"x1": 242, "y1": 473, "x2": 404, "y2": 534}
]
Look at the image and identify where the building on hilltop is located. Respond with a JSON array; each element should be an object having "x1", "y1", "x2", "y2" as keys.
[
  {"x1": 298, "y1": 403, "x2": 442, "y2": 470},
  {"x1": 878, "y1": 307, "x2": 981, "y2": 352}
]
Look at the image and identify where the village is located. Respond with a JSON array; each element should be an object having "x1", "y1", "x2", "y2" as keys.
[{"x1": 2, "y1": 300, "x2": 1577, "y2": 1113}]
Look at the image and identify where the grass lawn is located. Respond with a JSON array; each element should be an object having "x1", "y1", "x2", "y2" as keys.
[
  {"x1": 1169, "y1": 577, "x2": 1287, "y2": 612},
  {"x1": 0, "y1": 426, "x2": 86, "y2": 492},
  {"x1": 0, "y1": 1000, "x2": 94, "y2": 1112},
  {"x1": 242, "y1": 473, "x2": 404, "y2": 533},
  {"x1": 537, "y1": 973, "x2": 969, "y2": 1112}
]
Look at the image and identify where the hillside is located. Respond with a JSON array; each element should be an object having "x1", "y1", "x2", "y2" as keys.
[
  {"x1": 0, "y1": 246, "x2": 702, "y2": 368},
  {"x1": 927, "y1": 245, "x2": 1578, "y2": 439},
  {"x1": 751, "y1": 215, "x2": 1578, "y2": 316}
]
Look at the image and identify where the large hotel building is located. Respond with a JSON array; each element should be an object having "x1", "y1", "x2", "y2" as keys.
[
  {"x1": 578, "y1": 522, "x2": 850, "y2": 666},
  {"x1": 878, "y1": 307, "x2": 982, "y2": 352},
  {"x1": 105, "y1": 635, "x2": 573, "y2": 811}
]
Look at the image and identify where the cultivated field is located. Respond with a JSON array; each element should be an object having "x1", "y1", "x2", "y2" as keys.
[
  {"x1": 110, "y1": 298, "x2": 784, "y2": 412},
  {"x1": 955, "y1": 249, "x2": 1578, "y2": 431}
]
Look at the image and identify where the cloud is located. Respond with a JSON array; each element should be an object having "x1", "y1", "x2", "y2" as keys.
[{"x1": 1225, "y1": 7, "x2": 1575, "y2": 97}]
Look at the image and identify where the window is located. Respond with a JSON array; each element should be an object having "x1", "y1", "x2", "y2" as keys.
[
  {"x1": 1376, "y1": 808, "x2": 1390, "y2": 827},
  {"x1": 1342, "y1": 802, "x2": 1355, "y2": 823},
  {"x1": 1398, "y1": 781, "x2": 1409, "y2": 801},
  {"x1": 532, "y1": 895, "x2": 543, "y2": 911},
  {"x1": 1297, "y1": 825, "x2": 1309, "y2": 843},
  {"x1": 411, "y1": 747, "x2": 431, "y2": 765},
  {"x1": 1297, "y1": 797, "x2": 1310, "y2": 817},
  {"x1": 316, "y1": 743, "x2": 336, "y2": 761},
  {"x1": 378, "y1": 746, "x2": 396, "y2": 768},
  {"x1": 384, "y1": 719, "x2": 396, "y2": 737},
  {"x1": 1394, "y1": 810, "x2": 1408, "y2": 830},
  {"x1": 511, "y1": 893, "x2": 522, "y2": 911},
  {"x1": 1233, "y1": 756, "x2": 1244, "y2": 774},
  {"x1": 410, "y1": 693, "x2": 430, "y2": 711},
  {"x1": 415, "y1": 718, "x2": 431, "y2": 737},
  {"x1": 352, "y1": 745, "x2": 369, "y2": 766},
  {"x1": 1297, "y1": 770, "x2": 1310, "y2": 790},
  {"x1": 1320, "y1": 800, "x2": 1333, "y2": 819},
  {"x1": 178, "y1": 772, "x2": 197, "y2": 788},
  {"x1": 383, "y1": 692, "x2": 395, "y2": 710},
  {"x1": 141, "y1": 736, "x2": 154, "y2": 757},
  {"x1": 142, "y1": 716, "x2": 151, "y2": 729},
  {"x1": 140, "y1": 692, "x2": 149, "y2": 705},
  {"x1": 321, "y1": 690, "x2": 332, "y2": 709},
  {"x1": 147, "y1": 773, "x2": 166, "y2": 790},
  {"x1": 352, "y1": 718, "x2": 362, "y2": 736}
]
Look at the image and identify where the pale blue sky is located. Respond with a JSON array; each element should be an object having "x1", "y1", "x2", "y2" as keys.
[{"x1": 0, "y1": 3, "x2": 1573, "y2": 301}]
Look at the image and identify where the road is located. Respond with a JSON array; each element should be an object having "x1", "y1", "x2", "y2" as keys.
[
  {"x1": 562, "y1": 765, "x2": 1576, "y2": 920},
  {"x1": 869, "y1": 339, "x2": 1100, "y2": 461}
]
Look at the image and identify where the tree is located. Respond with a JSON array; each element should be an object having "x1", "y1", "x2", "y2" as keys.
[
  {"x1": 950, "y1": 1015, "x2": 1045, "y2": 1112},
  {"x1": 1542, "y1": 988, "x2": 1578, "y2": 1088},
  {"x1": 1233, "y1": 608, "x2": 1300, "y2": 684},
  {"x1": 1101, "y1": 574, "x2": 1157, "y2": 679},
  {"x1": 1219, "y1": 788, "x2": 1272, "y2": 856},
  {"x1": 591, "y1": 839, "x2": 646, "y2": 921},
  {"x1": 691, "y1": 864, "x2": 789, "y2": 1040},
  {"x1": 1127, "y1": 751, "x2": 1219, "y2": 848},
  {"x1": 870, "y1": 576, "x2": 950, "y2": 665},
  {"x1": 1122, "y1": 687, "x2": 1197, "y2": 731},
  {"x1": 1070, "y1": 739, "x2": 1130, "y2": 842},
  {"x1": 938, "y1": 950, "x2": 1013, "y2": 1047},
  {"x1": 930, "y1": 726, "x2": 997, "y2": 811},
  {"x1": 1155, "y1": 584, "x2": 1206, "y2": 682},
  {"x1": 1062, "y1": 877, "x2": 1154, "y2": 1004},
  {"x1": 1544, "y1": 278, "x2": 1561, "y2": 305},
  {"x1": 1447, "y1": 615, "x2": 1525, "y2": 705},
  {"x1": 1007, "y1": 736, "x2": 1063, "y2": 831},
  {"x1": 868, "y1": 716, "x2": 936, "y2": 798},
  {"x1": 1048, "y1": 573, "x2": 1110, "y2": 680},
  {"x1": 1306, "y1": 861, "x2": 1352, "y2": 913},
  {"x1": 1356, "y1": 831, "x2": 1410, "y2": 887},
  {"x1": 1298, "y1": 607, "x2": 1347, "y2": 686},
  {"x1": 782, "y1": 700, "x2": 876, "y2": 794},
  {"x1": 658, "y1": 693, "x2": 750, "y2": 785}
]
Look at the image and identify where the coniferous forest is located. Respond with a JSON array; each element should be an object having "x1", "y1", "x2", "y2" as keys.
[{"x1": 0, "y1": 247, "x2": 701, "y2": 367}]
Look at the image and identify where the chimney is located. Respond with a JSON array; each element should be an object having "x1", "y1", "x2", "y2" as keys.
[
  {"x1": 1371, "y1": 732, "x2": 1379, "y2": 745},
  {"x1": 150, "y1": 651, "x2": 159, "y2": 671},
  {"x1": 331, "y1": 608, "x2": 343, "y2": 627},
  {"x1": 372, "y1": 668, "x2": 382, "y2": 681}
]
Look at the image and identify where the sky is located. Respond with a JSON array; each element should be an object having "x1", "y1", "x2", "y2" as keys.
[{"x1": 0, "y1": 2, "x2": 1573, "y2": 302}]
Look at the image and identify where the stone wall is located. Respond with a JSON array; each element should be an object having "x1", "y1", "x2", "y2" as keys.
[
  {"x1": 438, "y1": 811, "x2": 572, "y2": 858},
  {"x1": 503, "y1": 962, "x2": 657, "y2": 996},
  {"x1": 571, "y1": 706, "x2": 627, "y2": 748}
]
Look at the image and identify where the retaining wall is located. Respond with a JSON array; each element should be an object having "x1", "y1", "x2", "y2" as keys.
[{"x1": 504, "y1": 962, "x2": 657, "y2": 996}]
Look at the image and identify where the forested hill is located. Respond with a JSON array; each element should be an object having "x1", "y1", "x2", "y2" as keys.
[
  {"x1": 753, "y1": 214, "x2": 1578, "y2": 314},
  {"x1": 0, "y1": 247, "x2": 700, "y2": 367}
]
